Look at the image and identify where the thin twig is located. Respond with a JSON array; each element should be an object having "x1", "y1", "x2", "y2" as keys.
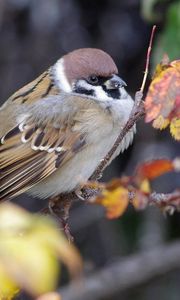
[
  {"x1": 148, "y1": 190, "x2": 180, "y2": 214},
  {"x1": 149, "y1": 190, "x2": 180, "y2": 205},
  {"x1": 140, "y1": 25, "x2": 156, "y2": 93}
]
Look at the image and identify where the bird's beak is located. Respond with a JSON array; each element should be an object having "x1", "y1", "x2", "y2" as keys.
[{"x1": 105, "y1": 74, "x2": 127, "y2": 90}]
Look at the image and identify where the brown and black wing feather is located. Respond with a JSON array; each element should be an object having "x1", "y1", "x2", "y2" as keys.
[
  {"x1": 9, "y1": 70, "x2": 59, "y2": 104},
  {"x1": 0, "y1": 120, "x2": 86, "y2": 200}
]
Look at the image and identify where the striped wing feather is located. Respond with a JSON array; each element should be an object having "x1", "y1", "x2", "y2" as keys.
[{"x1": 0, "y1": 120, "x2": 86, "y2": 200}]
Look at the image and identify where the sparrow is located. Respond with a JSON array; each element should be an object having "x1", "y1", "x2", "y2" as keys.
[{"x1": 0, "y1": 48, "x2": 135, "y2": 200}]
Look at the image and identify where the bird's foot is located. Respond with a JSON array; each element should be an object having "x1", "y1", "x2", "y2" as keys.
[
  {"x1": 48, "y1": 194, "x2": 74, "y2": 242},
  {"x1": 74, "y1": 188, "x2": 85, "y2": 201}
]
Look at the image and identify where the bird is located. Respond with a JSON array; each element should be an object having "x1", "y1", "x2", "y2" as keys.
[{"x1": 0, "y1": 48, "x2": 135, "y2": 201}]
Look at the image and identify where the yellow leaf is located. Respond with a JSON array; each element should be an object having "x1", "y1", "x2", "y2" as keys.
[
  {"x1": 0, "y1": 203, "x2": 82, "y2": 297},
  {"x1": 140, "y1": 179, "x2": 151, "y2": 193},
  {"x1": 0, "y1": 263, "x2": 19, "y2": 300},
  {"x1": 96, "y1": 187, "x2": 129, "y2": 219},
  {"x1": 170, "y1": 117, "x2": 180, "y2": 140},
  {"x1": 152, "y1": 115, "x2": 170, "y2": 130},
  {"x1": 2, "y1": 241, "x2": 59, "y2": 295}
]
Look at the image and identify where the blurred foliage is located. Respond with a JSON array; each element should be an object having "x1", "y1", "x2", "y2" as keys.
[
  {"x1": 141, "y1": 0, "x2": 162, "y2": 21},
  {"x1": 0, "y1": 1, "x2": 179, "y2": 299},
  {"x1": 154, "y1": 2, "x2": 180, "y2": 66},
  {"x1": 0, "y1": 203, "x2": 82, "y2": 299},
  {"x1": 89, "y1": 158, "x2": 179, "y2": 219},
  {"x1": 141, "y1": 0, "x2": 180, "y2": 66},
  {"x1": 145, "y1": 57, "x2": 180, "y2": 140},
  {"x1": 37, "y1": 292, "x2": 62, "y2": 300}
]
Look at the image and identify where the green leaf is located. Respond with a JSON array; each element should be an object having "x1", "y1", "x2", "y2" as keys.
[{"x1": 153, "y1": 2, "x2": 180, "y2": 67}]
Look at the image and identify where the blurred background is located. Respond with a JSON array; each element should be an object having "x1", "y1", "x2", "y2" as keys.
[{"x1": 0, "y1": 0, "x2": 180, "y2": 299}]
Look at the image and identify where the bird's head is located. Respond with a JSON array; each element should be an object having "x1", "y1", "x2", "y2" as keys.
[{"x1": 53, "y1": 48, "x2": 127, "y2": 102}]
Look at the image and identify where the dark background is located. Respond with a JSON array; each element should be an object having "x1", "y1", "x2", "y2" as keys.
[{"x1": 0, "y1": 0, "x2": 180, "y2": 299}]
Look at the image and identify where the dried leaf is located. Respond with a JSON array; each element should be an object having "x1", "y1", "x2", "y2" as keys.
[
  {"x1": 170, "y1": 117, "x2": 180, "y2": 140},
  {"x1": 145, "y1": 59, "x2": 180, "y2": 126},
  {"x1": 136, "y1": 159, "x2": 174, "y2": 180},
  {"x1": 95, "y1": 187, "x2": 129, "y2": 219}
]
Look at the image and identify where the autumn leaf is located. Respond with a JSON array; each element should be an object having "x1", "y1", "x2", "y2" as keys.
[
  {"x1": 87, "y1": 157, "x2": 180, "y2": 219},
  {"x1": 0, "y1": 262, "x2": 19, "y2": 300},
  {"x1": 145, "y1": 58, "x2": 180, "y2": 121},
  {"x1": 135, "y1": 159, "x2": 174, "y2": 181},
  {"x1": 95, "y1": 187, "x2": 129, "y2": 219},
  {"x1": 0, "y1": 203, "x2": 82, "y2": 298},
  {"x1": 170, "y1": 117, "x2": 180, "y2": 140},
  {"x1": 145, "y1": 57, "x2": 180, "y2": 140},
  {"x1": 140, "y1": 179, "x2": 151, "y2": 193},
  {"x1": 152, "y1": 115, "x2": 170, "y2": 130}
]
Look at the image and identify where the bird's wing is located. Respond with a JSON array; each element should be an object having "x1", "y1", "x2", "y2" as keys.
[
  {"x1": 0, "y1": 106, "x2": 86, "y2": 200},
  {"x1": 7, "y1": 70, "x2": 59, "y2": 105}
]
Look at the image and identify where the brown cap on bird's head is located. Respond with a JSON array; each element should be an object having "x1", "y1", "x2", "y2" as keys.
[{"x1": 63, "y1": 48, "x2": 118, "y2": 84}]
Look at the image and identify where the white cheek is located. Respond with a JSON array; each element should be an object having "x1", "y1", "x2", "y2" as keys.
[
  {"x1": 93, "y1": 86, "x2": 112, "y2": 101},
  {"x1": 77, "y1": 80, "x2": 112, "y2": 101},
  {"x1": 76, "y1": 79, "x2": 91, "y2": 90},
  {"x1": 53, "y1": 58, "x2": 72, "y2": 93}
]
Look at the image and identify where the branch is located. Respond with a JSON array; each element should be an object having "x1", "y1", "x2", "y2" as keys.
[
  {"x1": 60, "y1": 241, "x2": 180, "y2": 300},
  {"x1": 148, "y1": 190, "x2": 180, "y2": 213}
]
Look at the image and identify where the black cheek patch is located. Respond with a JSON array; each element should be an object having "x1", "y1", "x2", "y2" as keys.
[
  {"x1": 102, "y1": 85, "x2": 121, "y2": 99},
  {"x1": 74, "y1": 86, "x2": 95, "y2": 97}
]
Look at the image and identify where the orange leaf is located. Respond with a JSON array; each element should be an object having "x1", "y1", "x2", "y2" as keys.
[
  {"x1": 105, "y1": 177, "x2": 130, "y2": 191},
  {"x1": 95, "y1": 187, "x2": 129, "y2": 219},
  {"x1": 136, "y1": 159, "x2": 174, "y2": 180},
  {"x1": 170, "y1": 117, "x2": 180, "y2": 141}
]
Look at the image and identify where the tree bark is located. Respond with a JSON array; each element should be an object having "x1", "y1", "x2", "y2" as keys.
[{"x1": 60, "y1": 241, "x2": 180, "y2": 300}]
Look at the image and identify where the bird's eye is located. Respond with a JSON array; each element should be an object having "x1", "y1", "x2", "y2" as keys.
[{"x1": 87, "y1": 75, "x2": 99, "y2": 85}]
